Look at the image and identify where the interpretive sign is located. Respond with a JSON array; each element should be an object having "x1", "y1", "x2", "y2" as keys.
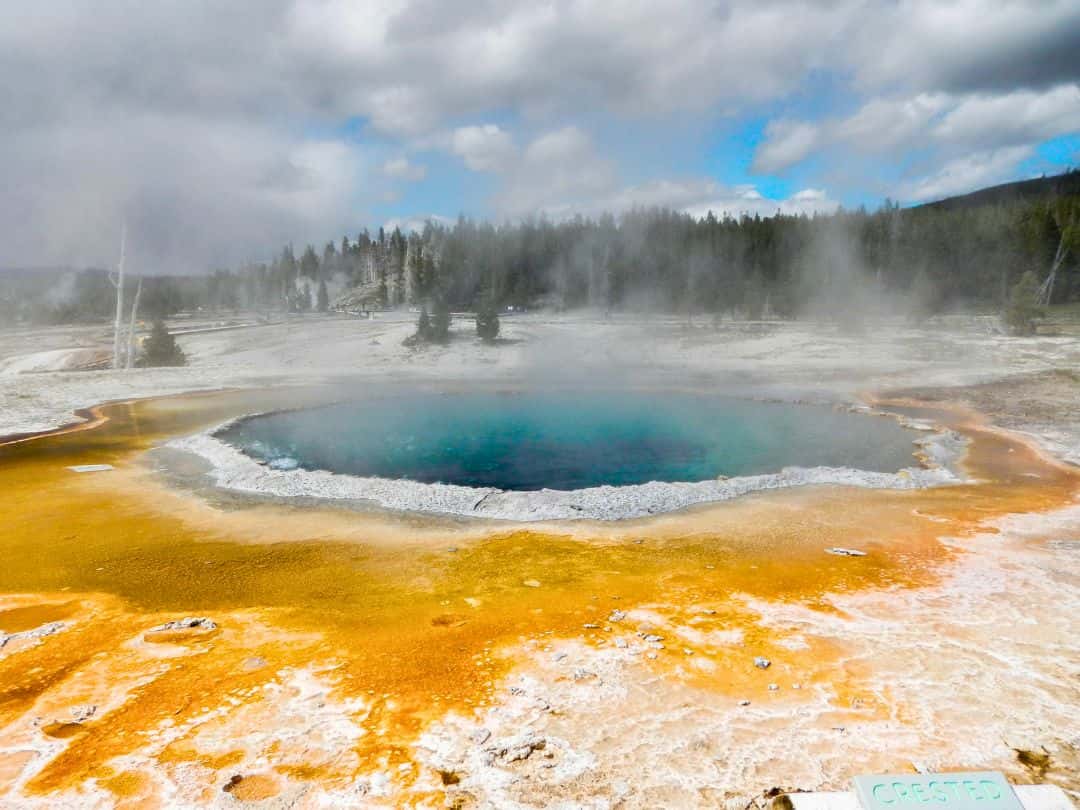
[{"x1": 853, "y1": 773, "x2": 1024, "y2": 810}]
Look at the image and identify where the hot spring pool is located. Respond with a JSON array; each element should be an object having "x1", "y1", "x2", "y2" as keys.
[{"x1": 216, "y1": 391, "x2": 922, "y2": 492}]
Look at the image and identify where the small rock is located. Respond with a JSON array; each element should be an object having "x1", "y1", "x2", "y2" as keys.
[
  {"x1": 149, "y1": 617, "x2": 217, "y2": 633},
  {"x1": 792, "y1": 683, "x2": 802, "y2": 690},
  {"x1": 504, "y1": 745, "x2": 535, "y2": 763},
  {"x1": 583, "y1": 623, "x2": 600, "y2": 629},
  {"x1": 646, "y1": 652, "x2": 658, "y2": 660},
  {"x1": 491, "y1": 736, "x2": 546, "y2": 764},
  {"x1": 608, "y1": 609, "x2": 627, "y2": 622},
  {"x1": 643, "y1": 634, "x2": 664, "y2": 643},
  {"x1": 739, "y1": 699, "x2": 751, "y2": 707},
  {"x1": 447, "y1": 547, "x2": 458, "y2": 553},
  {"x1": 825, "y1": 547, "x2": 867, "y2": 557},
  {"x1": 768, "y1": 683, "x2": 779, "y2": 691},
  {"x1": 754, "y1": 656, "x2": 771, "y2": 669},
  {"x1": 0, "y1": 621, "x2": 66, "y2": 649},
  {"x1": 522, "y1": 579, "x2": 541, "y2": 588},
  {"x1": 70, "y1": 705, "x2": 97, "y2": 723},
  {"x1": 683, "y1": 649, "x2": 694, "y2": 656}
]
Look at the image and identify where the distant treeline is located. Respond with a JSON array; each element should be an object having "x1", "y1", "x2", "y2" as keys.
[
  {"x1": 0, "y1": 268, "x2": 214, "y2": 325},
  {"x1": 3, "y1": 171, "x2": 1078, "y2": 325}
]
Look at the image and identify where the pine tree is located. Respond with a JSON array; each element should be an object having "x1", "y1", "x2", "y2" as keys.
[
  {"x1": 475, "y1": 294, "x2": 500, "y2": 342},
  {"x1": 138, "y1": 319, "x2": 186, "y2": 367},
  {"x1": 316, "y1": 279, "x2": 330, "y2": 312},
  {"x1": 431, "y1": 295, "x2": 451, "y2": 343},
  {"x1": 377, "y1": 264, "x2": 388, "y2": 307},
  {"x1": 407, "y1": 238, "x2": 426, "y2": 302},
  {"x1": 391, "y1": 228, "x2": 406, "y2": 306},
  {"x1": 300, "y1": 245, "x2": 320, "y2": 280},
  {"x1": 1004, "y1": 270, "x2": 1043, "y2": 335},
  {"x1": 416, "y1": 306, "x2": 431, "y2": 342},
  {"x1": 279, "y1": 245, "x2": 298, "y2": 307}
]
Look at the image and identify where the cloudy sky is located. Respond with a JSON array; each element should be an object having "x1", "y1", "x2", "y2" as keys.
[{"x1": 3, "y1": 1, "x2": 1078, "y2": 272}]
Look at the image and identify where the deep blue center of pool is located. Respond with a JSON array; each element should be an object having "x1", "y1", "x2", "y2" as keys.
[{"x1": 218, "y1": 392, "x2": 918, "y2": 491}]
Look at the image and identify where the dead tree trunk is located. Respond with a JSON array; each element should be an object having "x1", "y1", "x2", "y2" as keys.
[
  {"x1": 125, "y1": 276, "x2": 143, "y2": 370},
  {"x1": 1037, "y1": 232, "x2": 1068, "y2": 307},
  {"x1": 109, "y1": 223, "x2": 127, "y2": 369}
]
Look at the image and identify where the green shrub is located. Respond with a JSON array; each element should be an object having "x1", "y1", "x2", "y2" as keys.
[{"x1": 138, "y1": 319, "x2": 186, "y2": 367}]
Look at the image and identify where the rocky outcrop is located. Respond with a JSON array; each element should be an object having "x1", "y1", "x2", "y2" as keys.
[{"x1": 0, "y1": 621, "x2": 65, "y2": 650}]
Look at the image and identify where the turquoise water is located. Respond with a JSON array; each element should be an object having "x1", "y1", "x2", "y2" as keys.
[{"x1": 218, "y1": 391, "x2": 919, "y2": 491}]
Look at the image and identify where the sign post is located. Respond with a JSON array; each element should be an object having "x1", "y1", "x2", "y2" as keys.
[{"x1": 853, "y1": 773, "x2": 1025, "y2": 810}]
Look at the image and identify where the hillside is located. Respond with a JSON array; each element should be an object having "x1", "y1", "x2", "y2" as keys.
[{"x1": 917, "y1": 169, "x2": 1080, "y2": 211}]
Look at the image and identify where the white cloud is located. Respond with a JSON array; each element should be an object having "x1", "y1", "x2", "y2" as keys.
[
  {"x1": 833, "y1": 94, "x2": 951, "y2": 150},
  {"x1": 382, "y1": 156, "x2": 427, "y2": 182},
  {"x1": 522, "y1": 127, "x2": 594, "y2": 164},
  {"x1": 753, "y1": 83, "x2": 1078, "y2": 193},
  {"x1": 494, "y1": 165, "x2": 833, "y2": 223},
  {"x1": 434, "y1": 120, "x2": 840, "y2": 222},
  {"x1": 0, "y1": 114, "x2": 366, "y2": 273},
  {"x1": 900, "y1": 146, "x2": 1035, "y2": 202},
  {"x1": 440, "y1": 124, "x2": 840, "y2": 222},
  {"x1": 383, "y1": 214, "x2": 454, "y2": 234},
  {"x1": 674, "y1": 183, "x2": 838, "y2": 220},
  {"x1": 755, "y1": 93, "x2": 956, "y2": 174},
  {"x1": 846, "y1": 0, "x2": 1080, "y2": 94},
  {"x1": 12, "y1": 1, "x2": 1073, "y2": 141},
  {"x1": 423, "y1": 117, "x2": 845, "y2": 221},
  {"x1": 3, "y1": 1, "x2": 1078, "y2": 267},
  {"x1": 933, "y1": 84, "x2": 1080, "y2": 149},
  {"x1": 752, "y1": 120, "x2": 822, "y2": 174},
  {"x1": 284, "y1": 1, "x2": 1078, "y2": 136},
  {"x1": 494, "y1": 127, "x2": 618, "y2": 216},
  {"x1": 449, "y1": 125, "x2": 517, "y2": 172}
]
